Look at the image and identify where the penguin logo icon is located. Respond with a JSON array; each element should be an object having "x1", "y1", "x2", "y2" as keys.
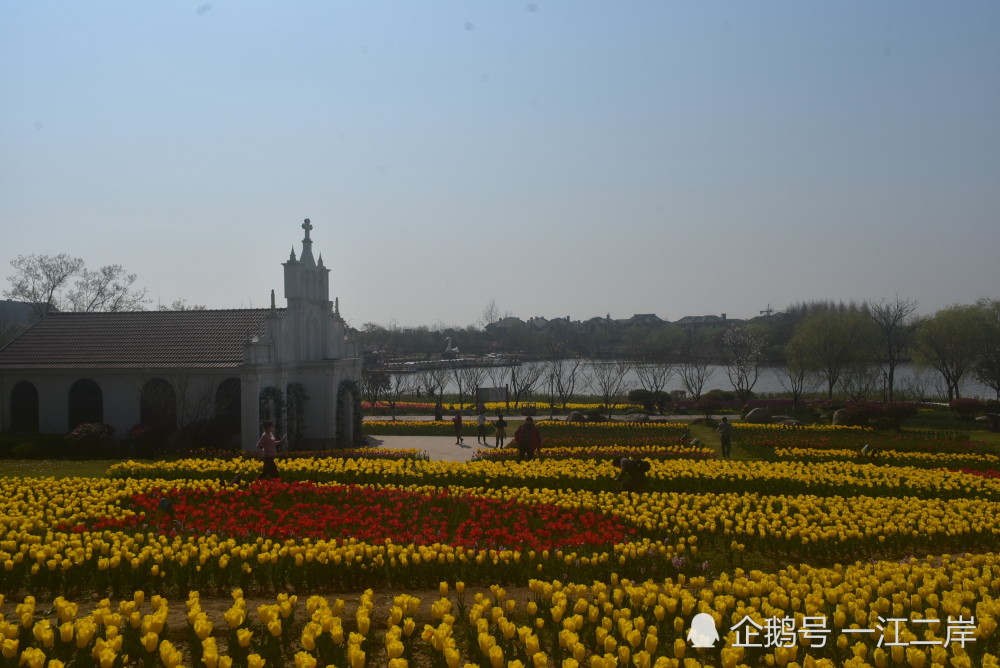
[{"x1": 687, "y1": 612, "x2": 720, "y2": 648}]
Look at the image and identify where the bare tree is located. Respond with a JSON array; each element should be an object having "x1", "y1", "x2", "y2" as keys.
[
  {"x1": 360, "y1": 366, "x2": 391, "y2": 408},
  {"x1": 509, "y1": 362, "x2": 544, "y2": 409},
  {"x1": 546, "y1": 357, "x2": 588, "y2": 410},
  {"x1": 587, "y1": 360, "x2": 632, "y2": 418},
  {"x1": 457, "y1": 365, "x2": 488, "y2": 408},
  {"x1": 160, "y1": 298, "x2": 207, "y2": 311},
  {"x1": 722, "y1": 326, "x2": 766, "y2": 403},
  {"x1": 864, "y1": 296, "x2": 920, "y2": 402},
  {"x1": 419, "y1": 368, "x2": 449, "y2": 402},
  {"x1": 68, "y1": 264, "x2": 148, "y2": 312},
  {"x1": 898, "y1": 366, "x2": 934, "y2": 402},
  {"x1": 839, "y1": 362, "x2": 882, "y2": 401},
  {"x1": 385, "y1": 373, "x2": 414, "y2": 421},
  {"x1": 633, "y1": 359, "x2": 673, "y2": 411},
  {"x1": 480, "y1": 298, "x2": 500, "y2": 329},
  {"x1": 485, "y1": 363, "x2": 511, "y2": 392},
  {"x1": 777, "y1": 338, "x2": 819, "y2": 411},
  {"x1": 6, "y1": 254, "x2": 83, "y2": 317},
  {"x1": 5, "y1": 254, "x2": 148, "y2": 316},
  {"x1": 677, "y1": 359, "x2": 714, "y2": 401}
]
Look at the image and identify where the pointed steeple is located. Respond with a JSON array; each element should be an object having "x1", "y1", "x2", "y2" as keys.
[
  {"x1": 289, "y1": 247, "x2": 297, "y2": 262},
  {"x1": 300, "y1": 218, "x2": 316, "y2": 267},
  {"x1": 317, "y1": 253, "x2": 325, "y2": 269}
]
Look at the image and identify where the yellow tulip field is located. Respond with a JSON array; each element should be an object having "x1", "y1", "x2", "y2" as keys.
[{"x1": 1, "y1": 424, "x2": 998, "y2": 666}]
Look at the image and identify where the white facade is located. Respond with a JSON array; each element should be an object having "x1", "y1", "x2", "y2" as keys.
[
  {"x1": 0, "y1": 220, "x2": 362, "y2": 450},
  {"x1": 239, "y1": 219, "x2": 361, "y2": 450}
]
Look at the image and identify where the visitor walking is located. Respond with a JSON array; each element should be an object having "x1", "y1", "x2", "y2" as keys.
[
  {"x1": 476, "y1": 408, "x2": 488, "y2": 445},
  {"x1": 514, "y1": 416, "x2": 542, "y2": 462},
  {"x1": 494, "y1": 413, "x2": 508, "y2": 448},
  {"x1": 717, "y1": 416, "x2": 733, "y2": 459},
  {"x1": 453, "y1": 411, "x2": 465, "y2": 445},
  {"x1": 256, "y1": 419, "x2": 285, "y2": 480}
]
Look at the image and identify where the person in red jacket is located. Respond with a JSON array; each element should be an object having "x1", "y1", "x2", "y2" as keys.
[{"x1": 514, "y1": 416, "x2": 543, "y2": 462}]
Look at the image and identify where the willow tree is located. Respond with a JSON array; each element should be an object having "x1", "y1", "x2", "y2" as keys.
[
  {"x1": 789, "y1": 307, "x2": 875, "y2": 399},
  {"x1": 917, "y1": 303, "x2": 987, "y2": 400}
]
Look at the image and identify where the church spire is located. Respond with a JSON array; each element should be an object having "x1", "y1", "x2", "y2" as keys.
[{"x1": 300, "y1": 218, "x2": 316, "y2": 267}]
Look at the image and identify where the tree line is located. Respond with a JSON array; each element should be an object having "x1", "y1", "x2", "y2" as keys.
[
  {"x1": 3, "y1": 255, "x2": 996, "y2": 403},
  {"x1": 359, "y1": 297, "x2": 1000, "y2": 405}
]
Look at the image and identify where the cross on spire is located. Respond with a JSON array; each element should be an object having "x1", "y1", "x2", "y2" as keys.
[{"x1": 299, "y1": 218, "x2": 316, "y2": 267}]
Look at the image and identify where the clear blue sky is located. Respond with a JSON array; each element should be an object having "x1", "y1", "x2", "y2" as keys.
[{"x1": 2, "y1": 2, "x2": 998, "y2": 328}]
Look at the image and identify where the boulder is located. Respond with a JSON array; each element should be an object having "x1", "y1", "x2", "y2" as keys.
[
  {"x1": 832, "y1": 409, "x2": 848, "y2": 425},
  {"x1": 780, "y1": 419, "x2": 804, "y2": 427},
  {"x1": 565, "y1": 411, "x2": 586, "y2": 423},
  {"x1": 743, "y1": 407, "x2": 772, "y2": 424},
  {"x1": 622, "y1": 413, "x2": 650, "y2": 423},
  {"x1": 976, "y1": 414, "x2": 1000, "y2": 432}
]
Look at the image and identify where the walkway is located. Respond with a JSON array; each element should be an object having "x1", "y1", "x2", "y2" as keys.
[{"x1": 364, "y1": 434, "x2": 489, "y2": 462}]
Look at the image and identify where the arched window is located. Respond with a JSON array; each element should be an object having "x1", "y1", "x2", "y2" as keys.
[
  {"x1": 216, "y1": 377, "x2": 241, "y2": 430},
  {"x1": 140, "y1": 378, "x2": 177, "y2": 431},
  {"x1": 68, "y1": 379, "x2": 103, "y2": 430},
  {"x1": 285, "y1": 382, "x2": 309, "y2": 448},
  {"x1": 259, "y1": 386, "x2": 285, "y2": 437},
  {"x1": 10, "y1": 380, "x2": 39, "y2": 432}
]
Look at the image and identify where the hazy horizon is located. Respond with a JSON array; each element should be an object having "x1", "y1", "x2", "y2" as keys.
[{"x1": 3, "y1": 2, "x2": 998, "y2": 329}]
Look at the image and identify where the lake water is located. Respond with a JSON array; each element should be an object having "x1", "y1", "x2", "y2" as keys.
[{"x1": 427, "y1": 361, "x2": 993, "y2": 401}]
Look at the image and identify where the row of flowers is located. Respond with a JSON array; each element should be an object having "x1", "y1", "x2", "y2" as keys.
[
  {"x1": 732, "y1": 425, "x2": 987, "y2": 454},
  {"x1": 105, "y1": 456, "x2": 1000, "y2": 501},
  {"x1": 471, "y1": 445, "x2": 716, "y2": 463},
  {"x1": 1, "y1": 552, "x2": 998, "y2": 667},
  {"x1": 950, "y1": 468, "x2": 1000, "y2": 480},
  {"x1": 4, "y1": 476, "x2": 1000, "y2": 596},
  {"x1": 772, "y1": 447, "x2": 1000, "y2": 470}
]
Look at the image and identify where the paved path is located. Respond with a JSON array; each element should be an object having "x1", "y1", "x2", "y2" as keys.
[{"x1": 364, "y1": 434, "x2": 494, "y2": 462}]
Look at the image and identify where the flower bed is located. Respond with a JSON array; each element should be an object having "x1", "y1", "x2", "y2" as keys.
[
  {"x1": 107, "y1": 455, "x2": 1000, "y2": 501},
  {"x1": 84, "y1": 481, "x2": 636, "y2": 552},
  {"x1": 734, "y1": 423, "x2": 988, "y2": 456},
  {"x1": 1, "y1": 554, "x2": 997, "y2": 668},
  {"x1": 773, "y1": 446, "x2": 1000, "y2": 470}
]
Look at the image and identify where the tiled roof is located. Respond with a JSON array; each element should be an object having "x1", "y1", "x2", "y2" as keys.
[{"x1": 0, "y1": 309, "x2": 283, "y2": 369}]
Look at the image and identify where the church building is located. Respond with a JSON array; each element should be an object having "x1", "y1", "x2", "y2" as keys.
[{"x1": 0, "y1": 220, "x2": 363, "y2": 451}]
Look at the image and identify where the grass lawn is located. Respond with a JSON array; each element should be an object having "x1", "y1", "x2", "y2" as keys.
[{"x1": 2, "y1": 459, "x2": 115, "y2": 478}]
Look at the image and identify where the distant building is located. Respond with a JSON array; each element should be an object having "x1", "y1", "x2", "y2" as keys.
[
  {"x1": 0, "y1": 220, "x2": 362, "y2": 450},
  {"x1": 673, "y1": 313, "x2": 730, "y2": 333},
  {"x1": 619, "y1": 313, "x2": 664, "y2": 327}
]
